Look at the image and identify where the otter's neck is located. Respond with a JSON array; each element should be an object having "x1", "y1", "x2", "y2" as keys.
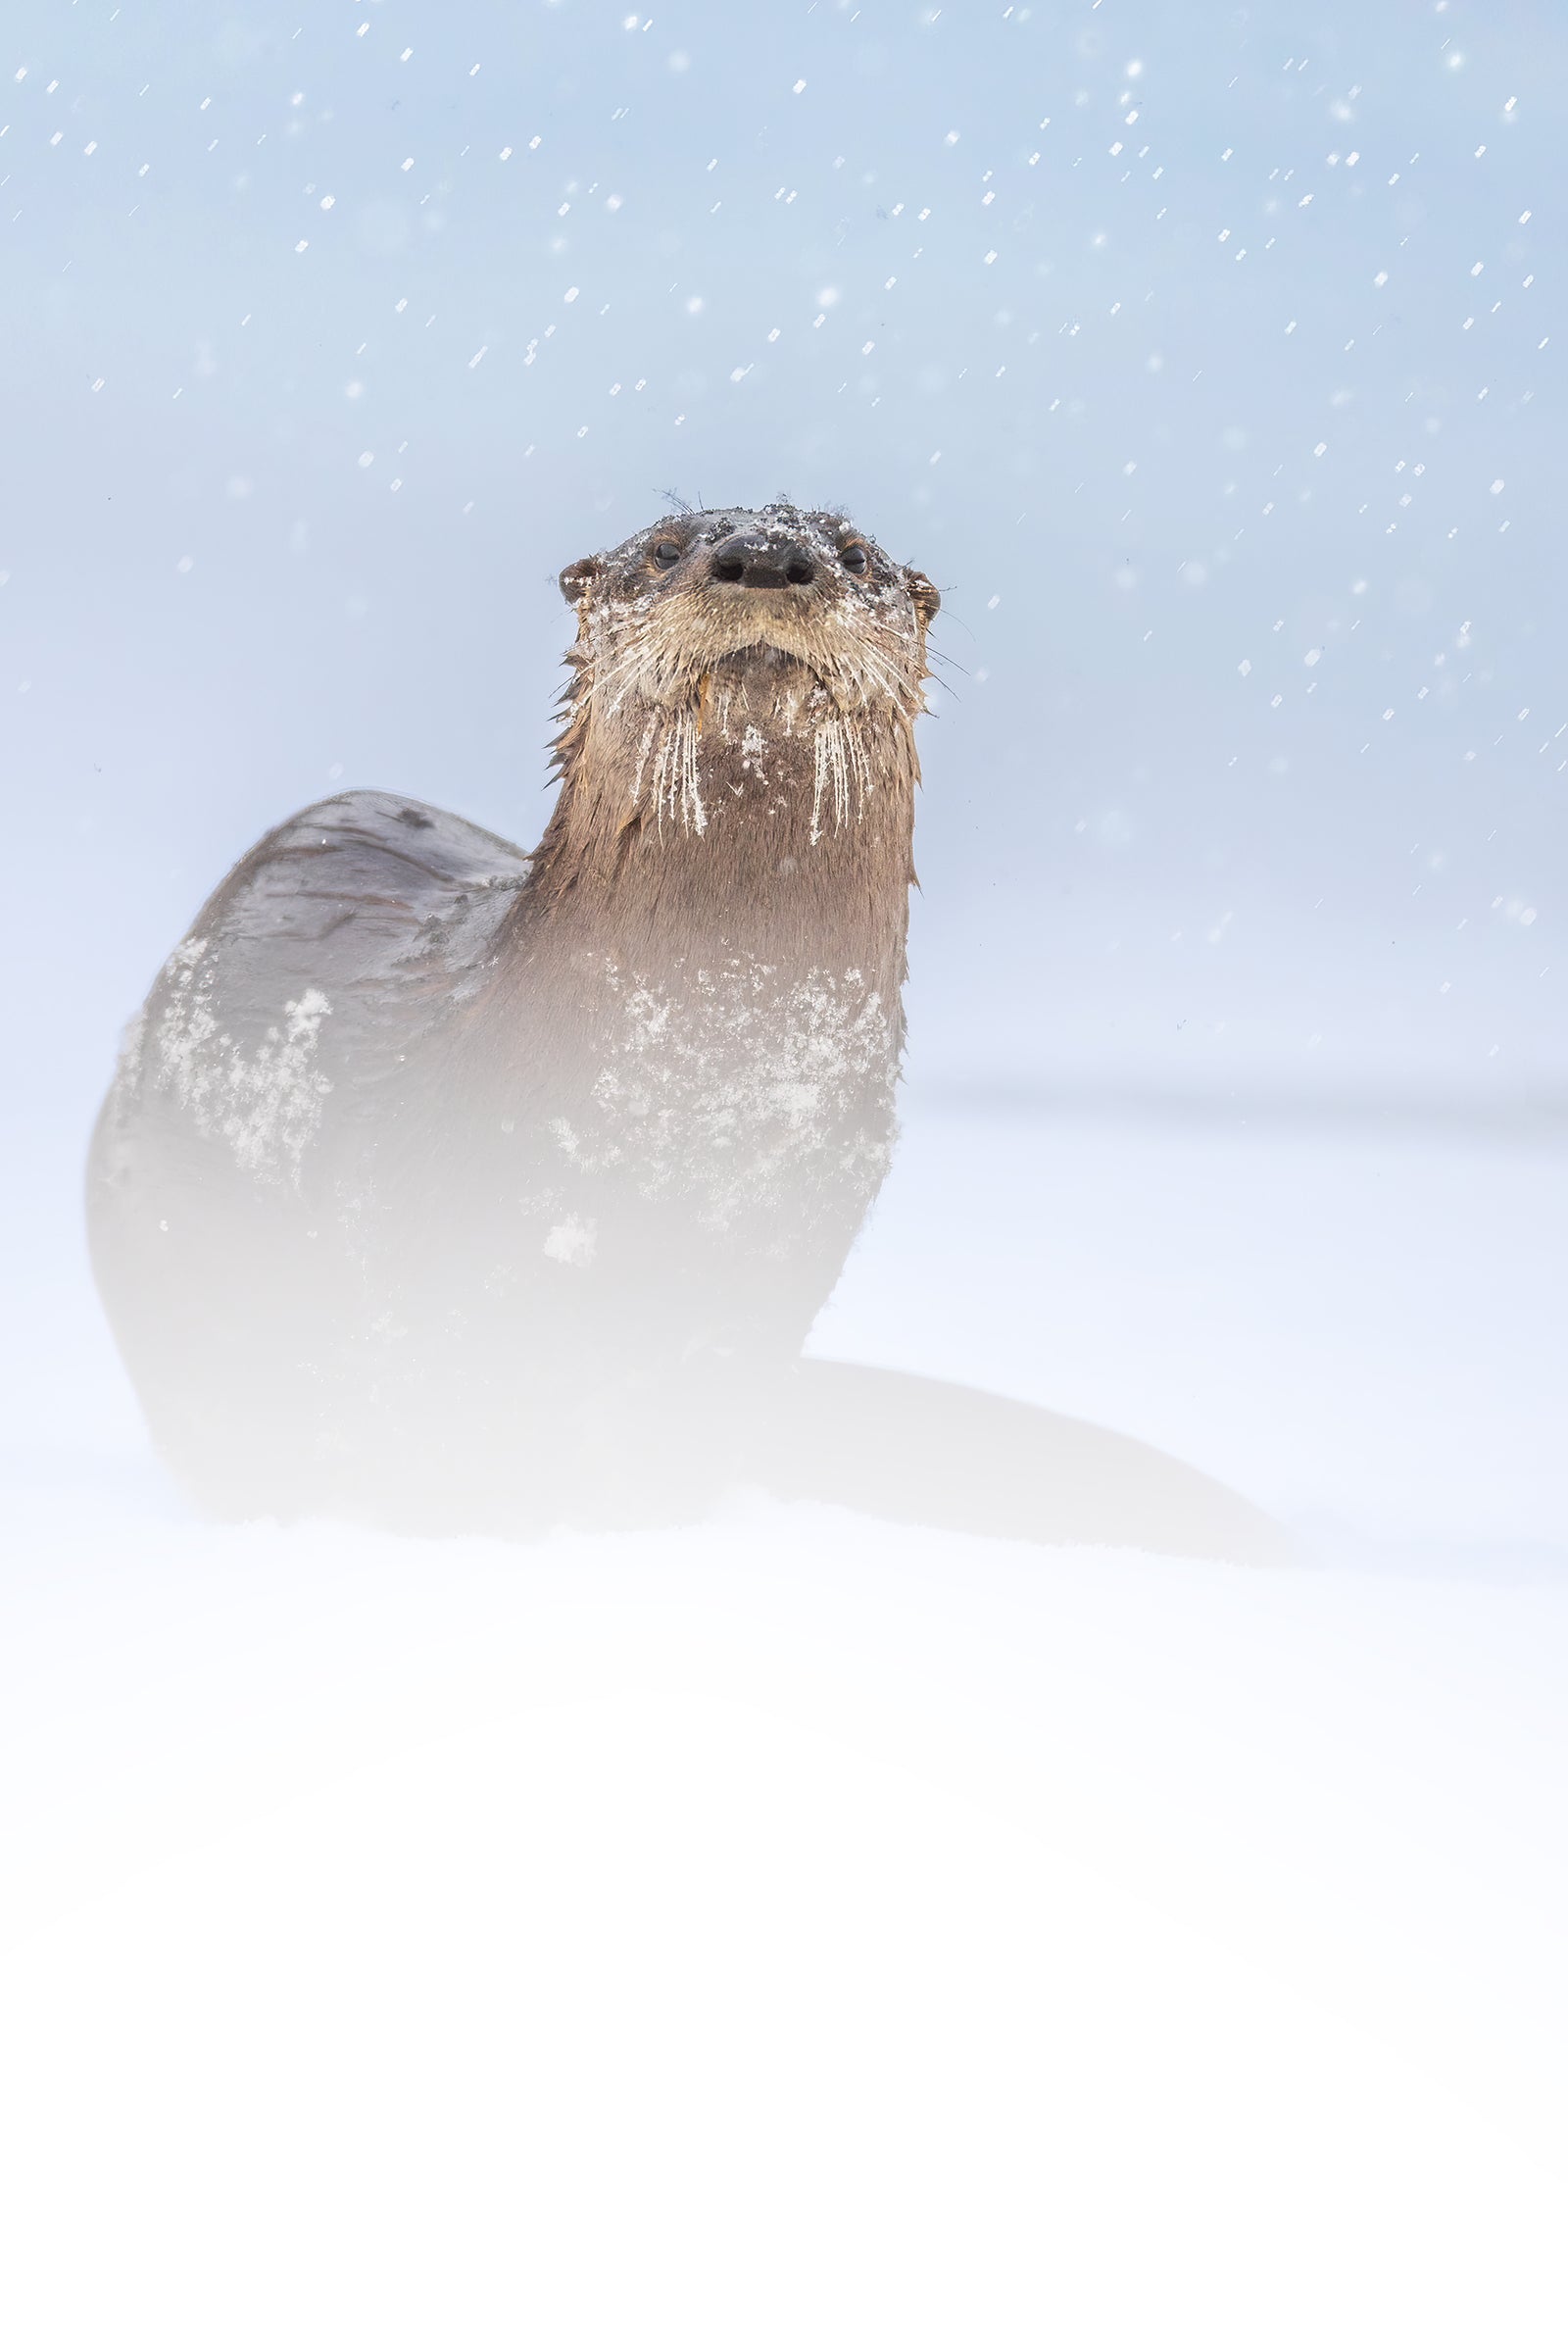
[
  {"x1": 512, "y1": 665, "x2": 920, "y2": 985},
  {"x1": 455, "y1": 663, "x2": 916, "y2": 1236}
]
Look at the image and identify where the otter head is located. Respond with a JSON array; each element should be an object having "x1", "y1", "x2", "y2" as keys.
[
  {"x1": 544, "y1": 504, "x2": 939, "y2": 871},
  {"x1": 557, "y1": 503, "x2": 940, "y2": 725}
]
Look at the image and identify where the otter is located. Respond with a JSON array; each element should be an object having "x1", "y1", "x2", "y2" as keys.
[{"x1": 88, "y1": 501, "x2": 1285, "y2": 1561}]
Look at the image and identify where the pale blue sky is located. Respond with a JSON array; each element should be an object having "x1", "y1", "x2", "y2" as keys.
[{"x1": 3, "y1": 0, "x2": 1562, "y2": 1133}]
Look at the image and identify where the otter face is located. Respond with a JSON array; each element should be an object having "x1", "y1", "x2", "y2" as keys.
[{"x1": 558, "y1": 503, "x2": 939, "y2": 718}]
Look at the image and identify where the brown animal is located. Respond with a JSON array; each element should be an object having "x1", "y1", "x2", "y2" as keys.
[{"x1": 88, "y1": 503, "x2": 1284, "y2": 1559}]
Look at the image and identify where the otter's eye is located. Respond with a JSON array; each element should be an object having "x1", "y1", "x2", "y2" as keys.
[
  {"x1": 652, "y1": 540, "x2": 682, "y2": 570},
  {"x1": 840, "y1": 542, "x2": 870, "y2": 576}
]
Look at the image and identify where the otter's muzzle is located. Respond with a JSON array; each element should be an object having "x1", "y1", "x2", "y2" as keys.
[{"x1": 710, "y1": 532, "x2": 816, "y2": 590}]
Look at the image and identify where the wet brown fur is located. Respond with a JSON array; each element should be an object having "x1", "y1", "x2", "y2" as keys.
[
  {"x1": 87, "y1": 505, "x2": 946, "y2": 1522},
  {"x1": 504, "y1": 502, "x2": 939, "y2": 990}
]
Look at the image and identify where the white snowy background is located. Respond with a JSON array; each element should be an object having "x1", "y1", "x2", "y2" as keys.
[{"x1": 1, "y1": 2, "x2": 1565, "y2": 2331}]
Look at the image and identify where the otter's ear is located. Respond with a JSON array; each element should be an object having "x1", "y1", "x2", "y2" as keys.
[
  {"x1": 906, "y1": 569, "x2": 941, "y2": 624},
  {"x1": 559, "y1": 555, "x2": 602, "y2": 607}
]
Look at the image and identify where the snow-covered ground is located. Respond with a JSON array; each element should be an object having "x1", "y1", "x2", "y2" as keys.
[
  {"x1": 4, "y1": 0, "x2": 1563, "y2": 2319},
  {"x1": 3, "y1": 1093, "x2": 1565, "y2": 2335}
]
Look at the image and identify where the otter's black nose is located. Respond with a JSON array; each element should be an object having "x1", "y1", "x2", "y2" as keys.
[{"x1": 711, "y1": 532, "x2": 816, "y2": 589}]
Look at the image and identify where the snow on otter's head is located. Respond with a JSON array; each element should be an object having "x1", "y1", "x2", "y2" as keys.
[{"x1": 556, "y1": 503, "x2": 941, "y2": 724}]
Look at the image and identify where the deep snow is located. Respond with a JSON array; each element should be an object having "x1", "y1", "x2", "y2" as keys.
[{"x1": 3, "y1": 1093, "x2": 1564, "y2": 2335}]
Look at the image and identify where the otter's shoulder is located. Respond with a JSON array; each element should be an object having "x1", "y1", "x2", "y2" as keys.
[
  {"x1": 168, "y1": 786, "x2": 533, "y2": 1027},
  {"x1": 196, "y1": 787, "x2": 533, "y2": 940},
  {"x1": 97, "y1": 790, "x2": 532, "y2": 1189}
]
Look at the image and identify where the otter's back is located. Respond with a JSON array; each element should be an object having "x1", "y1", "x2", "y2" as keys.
[
  {"x1": 92, "y1": 789, "x2": 530, "y2": 1191},
  {"x1": 86, "y1": 790, "x2": 533, "y2": 1507}
]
